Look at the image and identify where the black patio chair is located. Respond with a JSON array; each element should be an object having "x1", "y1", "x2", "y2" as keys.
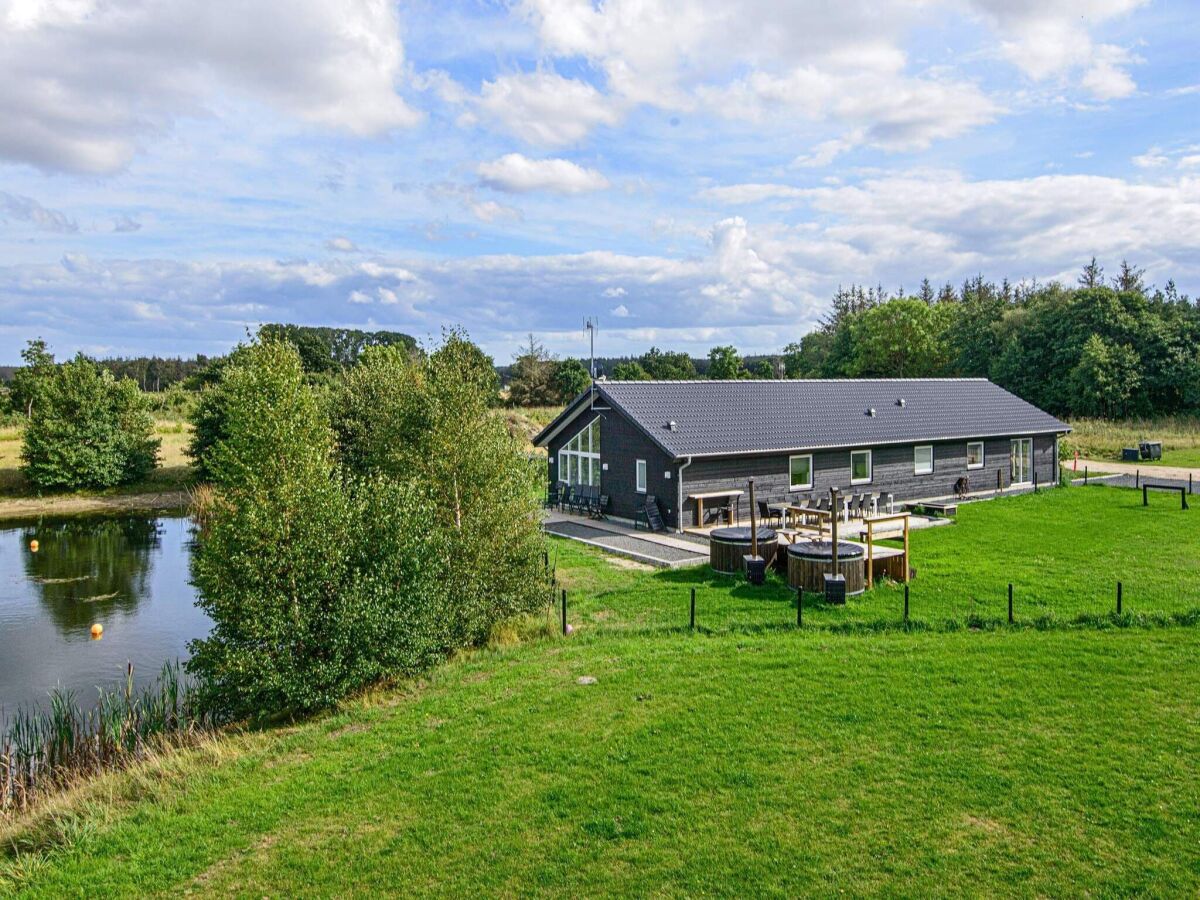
[
  {"x1": 560, "y1": 484, "x2": 574, "y2": 513},
  {"x1": 758, "y1": 499, "x2": 780, "y2": 527},
  {"x1": 595, "y1": 494, "x2": 610, "y2": 519},
  {"x1": 545, "y1": 483, "x2": 560, "y2": 509},
  {"x1": 636, "y1": 494, "x2": 667, "y2": 532}
]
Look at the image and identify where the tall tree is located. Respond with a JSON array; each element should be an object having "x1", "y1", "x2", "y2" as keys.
[
  {"x1": 1078, "y1": 257, "x2": 1104, "y2": 289},
  {"x1": 707, "y1": 345, "x2": 744, "y2": 379},
  {"x1": 507, "y1": 334, "x2": 557, "y2": 406}
]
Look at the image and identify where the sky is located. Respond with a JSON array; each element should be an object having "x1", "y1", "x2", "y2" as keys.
[{"x1": 1, "y1": 0, "x2": 1199, "y2": 365}]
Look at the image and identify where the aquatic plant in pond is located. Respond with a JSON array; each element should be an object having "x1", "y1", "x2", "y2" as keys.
[{"x1": 1, "y1": 661, "x2": 213, "y2": 814}]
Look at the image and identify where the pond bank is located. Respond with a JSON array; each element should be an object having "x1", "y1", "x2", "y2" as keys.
[{"x1": 0, "y1": 490, "x2": 191, "y2": 523}]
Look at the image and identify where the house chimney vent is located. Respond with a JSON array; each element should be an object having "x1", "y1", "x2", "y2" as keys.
[
  {"x1": 667, "y1": 420, "x2": 678, "y2": 431},
  {"x1": 866, "y1": 408, "x2": 876, "y2": 417},
  {"x1": 897, "y1": 398, "x2": 906, "y2": 408}
]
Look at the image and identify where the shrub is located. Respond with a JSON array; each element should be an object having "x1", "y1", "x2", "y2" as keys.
[{"x1": 20, "y1": 354, "x2": 159, "y2": 491}]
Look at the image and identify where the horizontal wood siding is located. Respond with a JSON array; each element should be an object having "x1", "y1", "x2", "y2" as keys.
[
  {"x1": 680, "y1": 434, "x2": 1060, "y2": 519},
  {"x1": 546, "y1": 402, "x2": 676, "y2": 526}
]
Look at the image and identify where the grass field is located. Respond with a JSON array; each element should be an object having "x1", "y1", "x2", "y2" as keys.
[
  {"x1": 1066, "y1": 416, "x2": 1200, "y2": 467},
  {"x1": 4, "y1": 486, "x2": 1199, "y2": 895}
]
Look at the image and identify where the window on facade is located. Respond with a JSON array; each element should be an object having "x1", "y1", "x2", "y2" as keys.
[
  {"x1": 850, "y1": 449, "x2": 872, "y2": 484},
  {"x1": 966, "y1": 442, "x2": 984, "y2": 470},
  {"x1": 559, "y1": 417, "x2": 601, "y2": 486},
  {"x1": 636, "y1": 459, "x2": 647, "y2": 493},
  {"x1": 914, "y1": 445, "x2": 934, "y2": 475},
  {"x1": 789, "y1": 454, "x2": 813, "y2": 490}
]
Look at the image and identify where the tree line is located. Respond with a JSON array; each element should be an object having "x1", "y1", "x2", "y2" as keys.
[{"x1": 505, "y1": 260, "x2": 1200, "y2": 420}]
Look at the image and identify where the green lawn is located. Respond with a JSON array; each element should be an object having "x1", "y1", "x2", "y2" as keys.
[
  {"x1": 5, "y1": 485, "x2": 1200, "y2": 896},
  {"x1": 558, "y1": 485, "x2": 1200, "y2": 632}
]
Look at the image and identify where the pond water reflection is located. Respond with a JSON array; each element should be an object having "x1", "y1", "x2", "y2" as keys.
[{"x1": 0, "y1": 514, "x2": 208, "y2": 719}]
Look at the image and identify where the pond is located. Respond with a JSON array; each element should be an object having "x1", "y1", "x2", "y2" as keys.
[{"x1": 0, "y1": 514, "x2": 209, "y2": 721}]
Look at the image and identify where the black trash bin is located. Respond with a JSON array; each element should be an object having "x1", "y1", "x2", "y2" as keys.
[
  {"x1": 743, "y1": 554, "x2": 767, "y2": 586},
  {"x1": 1122, "y1": 447, "x2": 1140, "y2": 462},
  {"x1": 823, "y1": 573, "x2": 847, "y2": 605},
  {"x1": 1140, "y1": 441, "x2": 1162, "y2": 461}
]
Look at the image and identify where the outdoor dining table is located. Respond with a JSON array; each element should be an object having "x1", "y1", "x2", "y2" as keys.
[{"x1": 688, "y1": 489, "x2": 744, "y2": 528}]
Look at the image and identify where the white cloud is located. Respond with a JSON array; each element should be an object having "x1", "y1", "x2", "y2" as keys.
[
  {"x1": 610, "y1": 303, "x2": 631, "y2": 317},
  {"x1": 0, "y1": 0, "x2": 421, "y2": 173},
  {"x1": 478, "y1": 154, "x2": 610, "y2": 194},
  {"x1": 326, "y1": 237, "x2": 359, "y2": 253},
  {"x1": 469, "y1": 199, "x2": 523, "y2": 223},
  {"x1": 0, "y1": 192, "x2": 79, "y2": 233},
  {"x1": 1166, "y1": 84, "x2": 1200, "y2": 97},
  {"x1": 602, "y1": 286, "x2": 627, "y2": 298},
  {"x1": 475, "y1": 71, "x2": 621, "y2": 146},
  {"x1": 1179, "y1": 156, "x2": 1200, "y2": 169},
  {"x1": 1133, "y1": 147, "x2": 1170, "y2": 168},
  {"x1": 112, "y1": 215, "x2": 142, "y2": 233}
]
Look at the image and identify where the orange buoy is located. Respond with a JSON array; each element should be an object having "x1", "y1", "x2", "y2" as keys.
[
  {"x1": 29, "y1": 539, "x2": 39, "y2": 553},
  {"x1": 90, "y1": 623, "x2": 104, "y2": 639}
]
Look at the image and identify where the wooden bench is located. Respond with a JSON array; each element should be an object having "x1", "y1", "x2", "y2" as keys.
[{"x1": 912, "y1": 501, "x2": 957, "y2": 517}]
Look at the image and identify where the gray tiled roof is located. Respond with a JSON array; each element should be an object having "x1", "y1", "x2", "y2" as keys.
[{"x1": 544, "y1": 379, "x2": 1068, "y2": 459}]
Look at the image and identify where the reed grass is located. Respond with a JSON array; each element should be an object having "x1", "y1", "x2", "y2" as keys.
[{"x1": 1, "y1": 662, "x2": 213, "y2": 815}]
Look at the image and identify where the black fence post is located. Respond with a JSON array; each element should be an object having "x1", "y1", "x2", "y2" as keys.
[
  {"x1": 1136, "y1": 469, "x2": 1140, "y2": 489},
  {"x1": 1143, "y1": 484, "x2": 1148, "y2": 507},
  {"x1": 1190, "y1": 473, "x2": 1194, "y2": 495},
  {"x1": 903, "y1": 583, "x2": 910, "y2": 623},
  {"x1": 1008, "y1": 583, "x2": 1014, "y2": 624},
  {"x1": 796, "y1": 587, "x2": 803, "y2": 628},
  {"x1": 1084, "y1": 466, "x2": 1089, "y2": 486},
  {"x1": 690, "y1": 587, "x2": 696, "y2": 630},
  {"x1": 1117, "y1": 581, "x2": 1123, "y2": 615},
  {"x1": 1033, "y1": 471, "x2": 1039, "y2": 493},
  {"x1": 561, "y1": 588, "x2": 567, "y2": 635}
]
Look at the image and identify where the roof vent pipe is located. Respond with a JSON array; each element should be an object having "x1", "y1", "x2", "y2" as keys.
[
  {"x1": 897, "y1": 398, "x2": 906, "y2": 408},
  {"x1": 867, "y1": 408, "x2": 876, "y2": 417},
  {"x1": 667, "y1": 420, "x2": 678, "y2": 431}
]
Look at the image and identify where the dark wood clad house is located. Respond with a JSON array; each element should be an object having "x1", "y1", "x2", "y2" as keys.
[{"x1": 533, "y1": 379, "x2": 1071, "y2": 532}]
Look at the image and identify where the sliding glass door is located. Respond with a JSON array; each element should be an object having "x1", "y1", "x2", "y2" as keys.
[{"x1": 1010, "y1": 438, "x2": 1033, "y2": 485}]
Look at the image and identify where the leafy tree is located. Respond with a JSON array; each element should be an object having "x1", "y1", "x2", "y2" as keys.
[
  {"x1": 640, "y1": 347, "x2": 696, "y2": 380},
  {"x1": 1069, "y1": 335, "x2": 1141, "y2": 418},
  {"x1": 188, "y1": 337, "x2": 359, "y2": 719},
  {"x1": 259, "y1": 324, "x2": 419, "y2": 374},
  {"x1": 21, "y1": 354, "x2": 159, "y2": 491},
  {"x1": 847, "y1": 299, "x2": 954, "y2": 377},
  {"x1": 611, "y1": 360, "x2": 650, "y2": 380},
  {"x1": 507, "y1": 334, "x2": 557, "y2": 406},
  {"x1": 9, "y1": 338, "x2": 54, "y2": 418},
  {"x1": 748, "y1": 358, "x2": 776, "y2": 378},
  {"x1": 552, "y1": 358, "x2": 591, "y2": 401},
  {"x1": 707, "y1": 345, "x2": 744, "y2": 379}
]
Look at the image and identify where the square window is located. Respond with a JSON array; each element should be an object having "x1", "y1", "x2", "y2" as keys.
[
  {"x1": 789, "y1": 454, "x2": 813, "y2": 490},
  {"x1": 914, "y1": 445, "x2": 934, "y2": 475},
  {"x1": 966, "y1": 442, "x2": 984, "y2": 470},
  {"x1": 851, "y1": 449, "x2": 872, "y2": 484}
]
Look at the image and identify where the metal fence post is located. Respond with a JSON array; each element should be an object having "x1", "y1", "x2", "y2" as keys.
[
  {"x1": 903, "y1": 583, "x2": 909, "y2": 623},
  {"x1": 1008, "y1": 583, "x2": 1014, "y2": 624},
  {"x1": 796, "y1": 587, "x2": 803, "y2": 628},
  {"x1": 690, "y1": 587, "x2": 696, "y2": 630},
  {"x1": 1117, "y1": 581, "x2": 1123, "y2": 615},
  {"x1": 561, "y1": 588, "x2": 567, "y2": 635}
]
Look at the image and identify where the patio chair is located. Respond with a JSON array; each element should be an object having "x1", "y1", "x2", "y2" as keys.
[
  {"x1": 545, "y1": 484, "x2": 560, "y2": 509},
  {"x1": 868, "y1": 492, "x2": 881, "y2": 517},
  {"x1": 595, "y1": 494, "x2": 610, "y2": 519},
  {"x1": 558, "y1": 484, "x2": 573, "y2": 512},
  {"x1": 758, "y1": 499, "x2": 781, "y2": 527},
  {"x1": 636, "y1": 494, "x2": 667, "y2": 532}
]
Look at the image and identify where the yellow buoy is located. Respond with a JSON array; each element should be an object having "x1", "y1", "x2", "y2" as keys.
[
  {"x1": 90, "y1": 623, "x2": 104, "y2": 639},
  {"x1": 29, "y1": 539, "x2": 39, "y2": 553}
]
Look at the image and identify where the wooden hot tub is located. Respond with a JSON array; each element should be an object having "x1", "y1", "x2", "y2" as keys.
[
  {"x1": 786, "y1": 541, "x2": 866, "y2": 596},
  {"x1": 709, "y1": 527, "x2": 779, "y2": 574}
]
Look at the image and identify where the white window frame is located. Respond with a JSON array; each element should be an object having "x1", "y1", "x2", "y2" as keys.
[
  {"x1": 559, "y1": 416, "x2": 601, "y2": 487},
  {"x1": 1010, "y1": 438, "x2": 1033, "y2": 486},
  {"x1": 635, "y1": 459, "x2": 648, "y2": 493},
  {"x1": 966, "y1": 441, "x2": 985, "y2": 470},
  {"x1": 914, "y1": 444, "x2": 934, "y2": 476},
  {"x1": 788, "y1": 454, "x2": 814, "y2": 491},
  {"x1": 850, "y1": 449, "x2": 872, "y2": 485}
]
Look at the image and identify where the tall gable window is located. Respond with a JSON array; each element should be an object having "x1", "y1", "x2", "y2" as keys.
[{"x1": 558, "y1": 417, "x2": 601, "y2": 486}]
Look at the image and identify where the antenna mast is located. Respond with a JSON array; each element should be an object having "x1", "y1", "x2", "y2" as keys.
[{"x1": 584, "y1": 316, "x2": 598, "y2": 379}]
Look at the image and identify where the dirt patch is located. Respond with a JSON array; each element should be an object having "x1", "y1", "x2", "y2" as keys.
[
  {"x1": 605, "y1": 556, "x2": 654, "y2": 572},
  {"x1": 0, "y1": 490, "x2": 191, "y2": 523}
]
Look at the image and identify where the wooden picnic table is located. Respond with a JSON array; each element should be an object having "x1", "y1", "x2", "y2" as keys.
[{"x1": 688, "y1": 490, "x2": 743, "y2": 528}]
